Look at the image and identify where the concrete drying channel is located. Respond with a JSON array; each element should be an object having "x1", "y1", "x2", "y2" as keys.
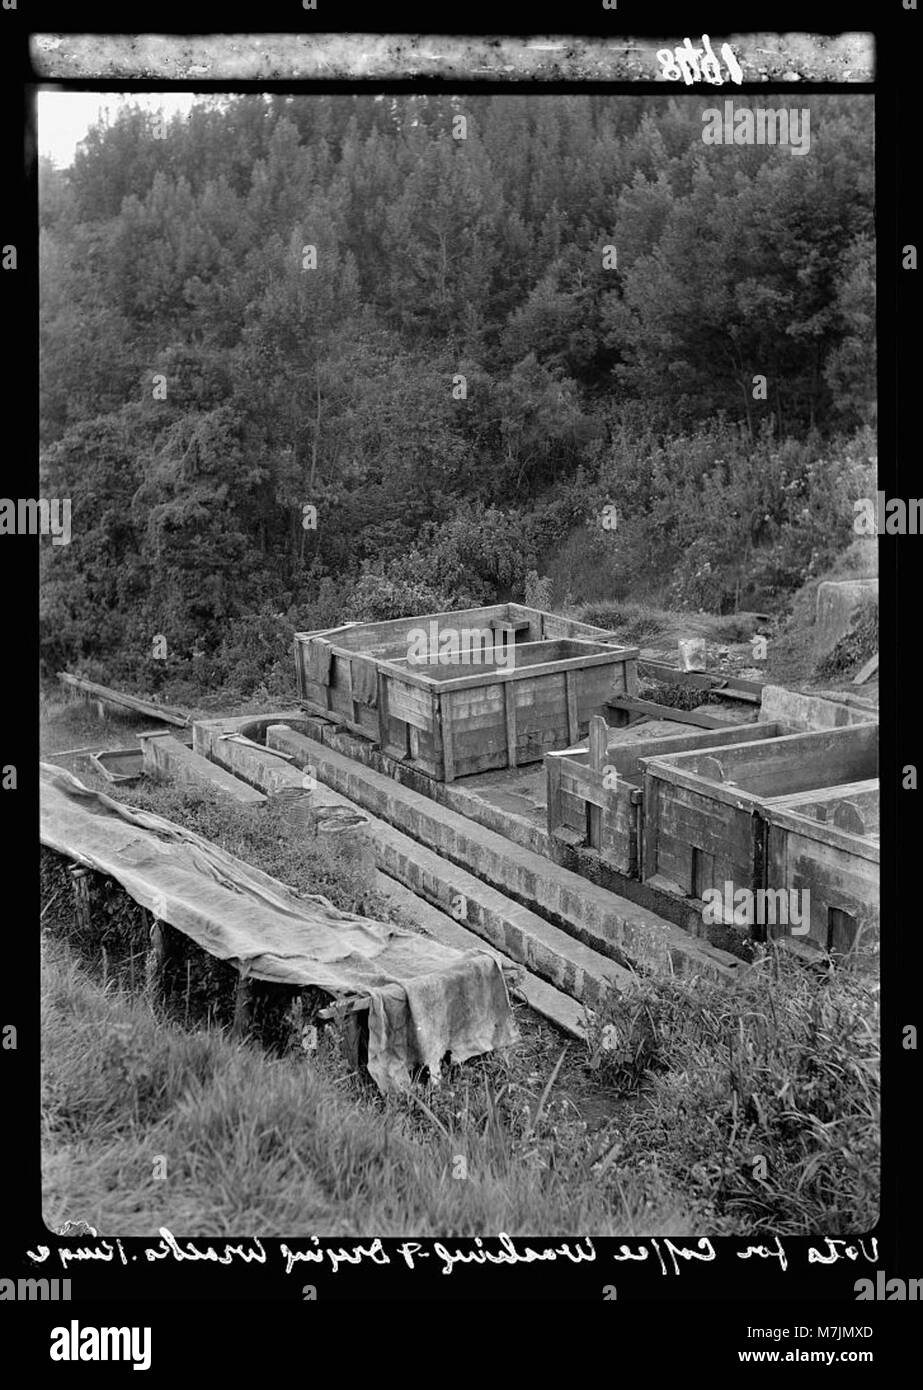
[
  {"x1": 190, "y1": 716, "x2": 639, "y2": 1020},
  {"x1": 262, "y1": 709, "x2": 731, "y2": 940},
  {"x1": 130, "y1": 712, "x2": 597, "y2": 1038},
  {"x1": 180, "y1": 713, "x2": 743, "y2": 1039}
]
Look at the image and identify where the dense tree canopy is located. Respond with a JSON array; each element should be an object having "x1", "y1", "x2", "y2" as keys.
[{"x1": 39, "y1": 93, "x2": 875, "y2": 689}]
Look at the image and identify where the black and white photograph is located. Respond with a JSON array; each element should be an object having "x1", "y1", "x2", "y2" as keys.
[{"x1": 3, "y1": 5, "x2": 915, "y2": 1340}]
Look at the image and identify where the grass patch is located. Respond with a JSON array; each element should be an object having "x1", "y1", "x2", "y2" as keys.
[
  {"x1": 579, "y1": 601, "x2": 764, "y2": 651},
  {"x1": 578, "y1": 601, "x2": 670, "y2": 646},
  {"x1": 42, "y1": 939, "x2": 694, "y2": 1236},
  {"x1": 42, "y1": 776, "x2": 879, "y2": 1239},
  {"x1": 765, "y1": 539, "x2": 877, "y2": 687},
  {"x1": 590, "y1": 949, "x2": 879, "y2": 1235},
  {"x1": 42, "y1": 919, "x2": 879, "y2": 1237},
  {"x1": 107, "y1": 779, "x2": 386, "y2": 919},
  {"x1": 636, "y1": 678, "x2": 724, "y2": 712},
  {"x1": 39, "y1": 690, "x2": 150, "y2": 756}
]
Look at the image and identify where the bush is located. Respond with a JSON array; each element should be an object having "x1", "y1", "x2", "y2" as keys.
[{"x1": 596, "y1": 948, "x2": 879, "y2": 1235}]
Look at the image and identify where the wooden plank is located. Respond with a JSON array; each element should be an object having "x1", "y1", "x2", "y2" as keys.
[
  {"x1": 585, "y1": 714, "x2": 607, "y2": 851},
  {"x1": 57, "y1": 672, "x2": 189, "y2": 727},
  {"x1": 444, "y1": 686, "x2": 506, "y2": 719},
  {"x1": 625, "y1": 656, "x2": 640, "y2": 698},
  {"x1": 709, "y1": 688, "x2": 761, "y2": 705},
  {"x1": 384, "y1": 678, "x2": 435, "y2": 731},
  {"x1": 293, "y1": 622, "x2": 359, "y2": 642},
  {"x1": 423, "y1": 646, "x2": 634, "y2": 693},
  {"x1": 329, "y1": 608, "x2": 507, "y2": 646},
  {"x1": 608, "y1": 696, "x2": 730, "y2": 729},
  {"x1": 558, "y1": 636, "x2": 641, "y2": 665},
  {"x1": 325, "y1": 606, "x2": 509, "y2": 655},
  {"x1": 588, "y1": 715, "x2": 608, "y2": 771},
  {"x1": 511, "y1": 605, "x2": 624, "y2": 644}
]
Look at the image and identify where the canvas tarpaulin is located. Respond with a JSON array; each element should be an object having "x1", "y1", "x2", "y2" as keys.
[
  {"x1": 349, "y1": 656, "x2": 378, "y2": 708},
  {"x1": 40, "y1": 764, "x2": 518, "y2": 1090}
]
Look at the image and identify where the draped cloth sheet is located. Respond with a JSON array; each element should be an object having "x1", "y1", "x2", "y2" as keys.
[
  {"x1": 40, "y1": 764, "x2": 518, "y2": 1090},
  {"x1": 349, "y1": 656, "x2": 379, "y2": 708},
  {"x1": 303, "y1": 639, "x2": 333, "y2": 686}
]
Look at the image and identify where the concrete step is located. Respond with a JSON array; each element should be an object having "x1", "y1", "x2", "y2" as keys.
[
  {"x1": 372, "y1": 871, "x2": 589, "y2": 1041},
  {"x1": 372, "y1": 810, "x2": 635, "y2": 1011},
  {"x1": 267, "y1": 726, "x2": 743, "y2": 986},
  {"x1": 279, "y1": 711, "x2": 712, "y2": 942},
  {"x1": 288, "y1": 710, "x2": 551, "y2": 855},
  {"x1": 192, "y1": 717, "x2": 636, "y2": 1011},
  {"x1": 138, "y1": 732, "x2": 267, "y2": 805}
]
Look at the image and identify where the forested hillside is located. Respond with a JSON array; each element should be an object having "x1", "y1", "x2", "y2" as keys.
[{"x1": 39, "y1": 93, "x2": 875, "y2": 695}]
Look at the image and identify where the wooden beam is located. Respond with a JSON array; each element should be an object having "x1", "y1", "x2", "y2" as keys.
[
  {"x1": 705, "y1": 688, "x2": 761, "y2": 705},
  {"x1": 57, "y1": 672, "x2": 190, "y2": 726},
  {"x1": 385, "y1": 643, "x2": 631, "y2": 693},
  {"x1": 145, "y1": 918, "x2": 168, "y2": 998},
  {"x1": 584, "y1": 720, "x2": 608, "y2": 851},
  {"x1": 608, "y1": 696, "x2": 731, "y2": 729},
  {"x1": 588, "y1": 715, "x2": 608, "y2": 771},
  {"x1": 232, "y1": 974, "x2": 253, "y2": 1039}
]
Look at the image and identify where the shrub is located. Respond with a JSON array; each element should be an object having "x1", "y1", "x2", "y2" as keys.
[{"x1": 594, "y1": 947, "x2": 879, "y2": 1235}]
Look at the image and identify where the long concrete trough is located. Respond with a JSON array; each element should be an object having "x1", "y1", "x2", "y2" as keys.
[
  {"x1": 265, "y1": 725, "x2": 744, "y2": 986},
  {"x1": 138, "y1": 730, "x2": 267, "y2": 804},
  {"x1": 190, "y1": 713, "x2": 644, "y2": 1018}
]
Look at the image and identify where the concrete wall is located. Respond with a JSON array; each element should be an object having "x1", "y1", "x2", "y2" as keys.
[
  {"x1": 639, "y1": 724, "x2": 879, "y2": 952},
  {"x1": 760, "y1": 684, "x2": 878, "y2": 733},
  {"x1": 814, "y1": 578, "x2": 878, "y2": 657},
  {"x1": 764, "y1": 801, "x2": 879, "y2": 953}
]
